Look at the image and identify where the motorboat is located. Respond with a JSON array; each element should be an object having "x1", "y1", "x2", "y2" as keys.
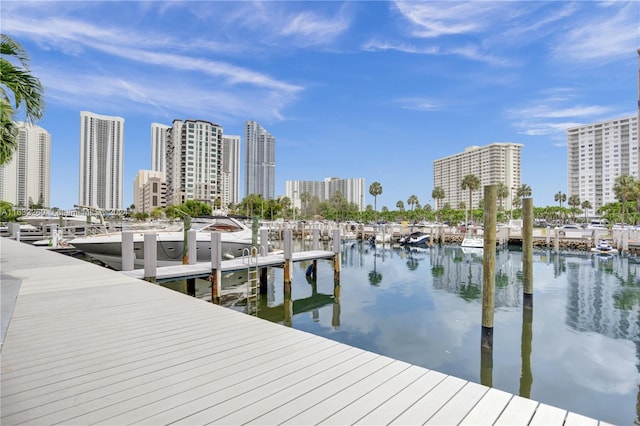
[
  {"x1": 399, "y1": 231, "x2": 430, "y2": 246},
  {"x1": 68, "y1": 216, "x2": 259, "y2": 270},
  {"x1": 461, "y1": 234, "x2": 484, "y2": 249},
  {"x1": 591, "y1": 239, "x2": 618, "y2": 255}
]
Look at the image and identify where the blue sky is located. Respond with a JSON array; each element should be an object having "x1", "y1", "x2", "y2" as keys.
[{"x1": 2, "y1": 1, "x2": 639, "y2": 210}]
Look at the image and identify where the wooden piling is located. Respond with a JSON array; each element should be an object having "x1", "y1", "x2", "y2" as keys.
[
  {"x1": 143, "y1": 232, "x2": 157, "y2": 283},
  {"x1": 522, "y1": 198, "x2": 533, "y2": 300},
  {"x1": 186, "y1": 278, "x2": 196, "y2": 297},
  {"x1": 210, "y1": 231, "x2": 221, "y2": 303},
  {"x1": 312, "y1": 228, "x2": 320, "y2": 251},
  {"x1": 283, "y1": 229, "x2": 293, "y2": 284},
  {"x1": 332, "y1": 229, "x2": 341, "y2": 277},
  {"x1": 481, "y1": 184, "x2": 497, "y2": 349},
  {"x1": 121, "y1": 230, "x2": 134, "y2": 271}
]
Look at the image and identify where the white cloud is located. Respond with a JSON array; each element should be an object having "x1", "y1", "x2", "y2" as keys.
[{"x1": 551, "y1": 2, "x2": 640, "y2": 63}]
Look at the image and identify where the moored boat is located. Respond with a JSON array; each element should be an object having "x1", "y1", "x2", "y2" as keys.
[
  {"x1": 69, "y1": 216, "x2": 259, "y2": 270},
  {"x1": 590, "y1": 239, "x2": 618, "y2": 255}
]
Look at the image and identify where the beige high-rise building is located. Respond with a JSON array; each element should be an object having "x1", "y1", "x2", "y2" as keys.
[
  {"x1": 567, "y1": 116, "x2": 639, "y2": 215},
  {"x1": 0, "y1": 122, "x2": 50, "y2": 208},
  {"x1": 165, "y1": 119, "x2": 223, "y2": 206},
  {"x1": 133, "y1": 170, "x2": 164, "y2": 213},
  {"x1": 433, "y1": 143, "x2": 522, "y2": 211}
]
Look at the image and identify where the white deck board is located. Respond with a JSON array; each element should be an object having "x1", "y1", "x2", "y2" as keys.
[
  {"x1": 425, "y1": 381, "x2": 489, "y2": 425},
  {"x1": 565, "y1": 411, "x2": 600, "y2": 426},
  {"x1": 459, "y1": 387, "x2": 513, "y2": 425},
  {"x1": 494, "y1": 394, "x2": 539, "y2": 425},
  {"x1": 0, "y1": 238, "x2": 604, "y2": 425},
  {"x1": 390, "y1": 374, "x2": 468, "y2": 425},
  {"x1": 529, "y1": 403, "x2": 567, "y2": 425}
]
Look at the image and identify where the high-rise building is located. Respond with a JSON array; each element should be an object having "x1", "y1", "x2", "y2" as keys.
[
  {"x1": 141, "y1": 175, "x2": 166, "y2": 215},
  {"x1": 133, "y1": 170, "x2": 164, "y2": 213},
  {"x1": 285, "y1": 177, "x2": 366, "y2": 212},
  {"x1": 0, "y1": 122, "x2": 50, "y2": 208},
  {"x1": 165, "y1": 119, "x2": 223, "y2": 206},
  {"x1": 244, "y1": 120, "x2": 275, "y2": 199},
  {"x1": 151, "y1": 123, "x2": 170, "y2": 173},
  {"x1": 79, "y1": 111, "x2": 124, "y2": 210},
  {"x1": 567, "y1": 116, "x2": 639, "y2": 215},
  {"x1": 433, "y1": 143, "x2": 522, "y2": 211},
  {"x1": 222, "y1": 135, "x2": 240, "y2": 207}
]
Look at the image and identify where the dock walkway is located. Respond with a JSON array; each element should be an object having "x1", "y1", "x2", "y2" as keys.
[
  {"x1": 121, "y1": 250, "x2": 335, "y2": 283},
  {"x1": 1, "y1": 238, "x2": 607, "y2": 425}
]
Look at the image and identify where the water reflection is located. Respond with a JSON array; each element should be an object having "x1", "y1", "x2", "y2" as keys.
[{"x1": 160, "y1": 242, "x2": 640, "y2": 425}]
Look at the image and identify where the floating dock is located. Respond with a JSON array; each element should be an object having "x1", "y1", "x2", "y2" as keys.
[{"x1": 1, "y1": 238, "x2": 608, "y2": 425}]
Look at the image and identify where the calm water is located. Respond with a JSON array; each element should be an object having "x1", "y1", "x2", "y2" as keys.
[{"x1": 163, "y1": 242, "x2": 640, "y2": 425}]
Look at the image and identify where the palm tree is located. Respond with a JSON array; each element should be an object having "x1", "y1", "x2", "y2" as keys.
[
  {"x1": 517, "y1": 184, "x2": 532, "y2": 201},
  {"x1": 1, "y1": 34, "x2": 45, "y2": 165},
  {"x1": 461, "y1": 174, "x2": 480, "y2": 224},
  {"x1": 396, "y1": 200, "x2": 404, "y2": 211},
  {"x1": 613, "y1": 174, "x2": 636, "y2": 225},
  {"x1": 300, "y1": 191, "x2": 311, "y2": 218},
  {"x1": 554, "y1": 191, "x2": 567, "y2": 208},
  {"x1": 568, "y1": 194, "x2": 580, "y2": 222},
  {"x1": 369, "y1": 181, "x2": 383, "y2": 214},
  {"x1": 581, "y1": 200, "x2": 592, "y2": 223},
  {"x1": 496, "y1": 182, "x2": 509, "y2": 211},
  {"x1": 407, "y1": 194, "x2": 419, "y2": 211},
  {"x1": 432, "y1": 187, "x2": 445, "y2": 212}
]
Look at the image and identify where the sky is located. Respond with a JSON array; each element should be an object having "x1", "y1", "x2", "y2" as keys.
[{"x1": 2, "y1": 1, "x2": 639, "y2": 211}]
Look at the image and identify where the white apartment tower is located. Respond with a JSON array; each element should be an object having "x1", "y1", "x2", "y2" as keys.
[
  {"x1": 79, "y1": 111, "x2": 124, "y2": 210},
  {"x1": 285, "y1": 177, "x2": 366, "y2": 211},
  {"x1": 567, "y1": 116, "x2": 639, "y2": 214},
  {"x1": 244, "y1": 120, "x2": 275, "y2": 200},
  {"x1": 151, "y1": 122, "x2": 170, "y2": 173},
  {"x1": 165, "y1": 119, "x2": 223, "y2": 206},
  {"x1": 433, "y1": 143, "x2": 522, "y2": 211},
  {"x1": 0, "y1": 122, "x2": 50, "y2": 208},
  {"x1": 222, "y1": 135, "x2": 240, "y2": 207}
]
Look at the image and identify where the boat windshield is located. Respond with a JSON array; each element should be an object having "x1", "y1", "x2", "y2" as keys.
[{"x1": 191, "y1": 217, "x2": 246, "y2": 232}]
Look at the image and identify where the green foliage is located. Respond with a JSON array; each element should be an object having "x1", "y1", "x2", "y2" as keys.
[
  {"x1": 1, "y1": 34, "x2": 45, "y2": 165},
  {"x1": 0, "y1": 200, "x2": 20, "y2": 222}
]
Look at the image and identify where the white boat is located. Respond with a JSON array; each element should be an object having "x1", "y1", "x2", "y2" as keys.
[
  {"x1": 399, "y1": 231, "x2": 430, "y2": 246},
  {"x1": 68, "y1": 216, "x2": 259, "y2": 270},
  {"x1": 591, "y1": 239, "x2": 618, "y2": 255},
  {"x1": 461, "y1": 234, "x2": 484, "y2": 248}
]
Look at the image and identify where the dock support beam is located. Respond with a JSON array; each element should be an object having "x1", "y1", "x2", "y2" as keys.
[
  {"x1": 332, "y1": 229, "x2": 341, "y2": 279},
  {"x1": 283, "y1": 229, "x2": 293, "y2": 284},
  {"x1": 187, "y1": 229, "x2": 197, "y2": 265},
  {"x1": 522, "y1": 197, "x2": 533, "y2": 307},
  {"x1": 122, "y1": 230, "x2": 134, "y2": 271},
  {"x1": 210, "y1": 231, "x2": 221, "y2": 304},
  {"x1": 260, "y1": 229, "x2": 269, "y2": 256},
  {"x1": 481, "y1": 184, "x2": 497, "y2": 350},
  {"x1": 143, "y1": 232, "x2": 157, "y2": 283}
]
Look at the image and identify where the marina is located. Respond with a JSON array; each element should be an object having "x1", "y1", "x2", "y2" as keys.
[{"x1": 0, "y1": 236, "x2": 614, "y2": 425}]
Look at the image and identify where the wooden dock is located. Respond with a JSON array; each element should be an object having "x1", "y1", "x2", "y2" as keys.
[
  {"x1": 121, "y1": 250, "x2": 335, "y2": 283},
  {"x1": 1, "y1": 238, "x2": 608, "y2": 425}
]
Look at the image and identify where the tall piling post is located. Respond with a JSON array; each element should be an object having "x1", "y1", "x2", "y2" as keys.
[
  {"x1": 143, "y1": 232, "x2": 157, "y2": 283},
  {"x1": 121, "y1": 231, "x2": 134, "y2": 271},
  {"x1": 259, "y1": 229, "x2": 269, "y2": 257},
  {"x1": 312, "y1": 228, "x2": 320, "y2": 251},
  {"x1": 522, "y1": 198, "x2": 533, "y2": 307},
  {"x1": 332, "y1": 229, "x2": 341, "y2": 279},
  {"x1": 481, "y1": 184, "x2": 497, "y2": 349},
  {"x1": 210, "y1": 231, "x2": 221, "y2": 304},
  {"x1": 187, "y1": 229, "x2": 197, "y2": 265},
  {"x1": 283, "y1": 229, "x2": 293, "y2": 284}
]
